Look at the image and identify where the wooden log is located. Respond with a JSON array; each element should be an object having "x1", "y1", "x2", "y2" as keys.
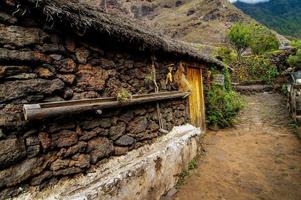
[{"x1": 23, "y1": 91, "x2": 190, "y2": 121}]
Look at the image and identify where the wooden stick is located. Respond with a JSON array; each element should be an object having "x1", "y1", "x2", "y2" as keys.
[{"x1": 23, "y1": 92, "x2": 190, "y2": 121}]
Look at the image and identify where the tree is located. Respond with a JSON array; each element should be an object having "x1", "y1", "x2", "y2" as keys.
[
  {"x1": 227, "y1": 23, "x2": 251, "y2": 60},
  {"x1": 249, "y1": 24, "x2": 279, "y2": 55}
]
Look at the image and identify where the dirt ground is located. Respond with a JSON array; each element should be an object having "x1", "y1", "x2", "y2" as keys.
[{"x1": 174, "y1": 93, "x2": 301, "y2": 200}]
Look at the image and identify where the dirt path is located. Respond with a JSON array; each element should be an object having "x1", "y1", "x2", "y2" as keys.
[{"x1": 174, "y1": 93, "x2": 301, "y2": 200}]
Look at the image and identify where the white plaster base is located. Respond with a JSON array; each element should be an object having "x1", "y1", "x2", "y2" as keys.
[{"x1": 17, "y1": 124, "x2": 202, "y2": 200}]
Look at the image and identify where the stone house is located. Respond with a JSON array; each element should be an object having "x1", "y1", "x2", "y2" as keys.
[{"x1": 0, "y1": 0, "x2": 224, "y2": 198}]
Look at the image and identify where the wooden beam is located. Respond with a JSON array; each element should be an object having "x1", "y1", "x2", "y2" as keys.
[{"x1": 23, "y1": 91, "x2": 190, "y2": 121}]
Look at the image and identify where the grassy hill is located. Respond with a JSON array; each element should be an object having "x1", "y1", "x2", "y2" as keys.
[{"x1": 234, "y1": 0, "x2": 301, "y2": 39}]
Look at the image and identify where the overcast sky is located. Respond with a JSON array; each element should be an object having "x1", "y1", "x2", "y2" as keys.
[{"x1": 229, "y1": 0, "x2": 270, "y2": 4}]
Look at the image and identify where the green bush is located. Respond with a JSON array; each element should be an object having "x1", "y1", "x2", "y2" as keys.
[
  {"x1": 249, "y1": 24, "x2": 280, "y2": 55},
  {"x1": 288, "y1": 40, "x2": 301, "y2": 69},
  {"x1": 232, "y1": 55, "x2": 279, "y2": 84},
  {"x1": 206, "y1": 86, "x2": 243, "y2": 128}
]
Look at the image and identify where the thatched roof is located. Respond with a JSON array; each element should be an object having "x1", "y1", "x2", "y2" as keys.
[{"x1": 14, "y1": 0, "x2": 225, "y2": 67}]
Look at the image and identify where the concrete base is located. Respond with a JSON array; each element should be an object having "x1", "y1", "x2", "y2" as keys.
[{"x1": 17, "y1": 124, "x2": 202, "y2": 200}]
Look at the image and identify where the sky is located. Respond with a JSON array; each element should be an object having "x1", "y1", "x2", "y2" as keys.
[{"x1": 229, "y1": 0, "x2": 270, "y2": 4}]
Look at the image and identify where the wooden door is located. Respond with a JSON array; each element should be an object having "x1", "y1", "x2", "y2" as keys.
[{"x1": 187, "y1": 67, "x2": 205, "y2": 129}]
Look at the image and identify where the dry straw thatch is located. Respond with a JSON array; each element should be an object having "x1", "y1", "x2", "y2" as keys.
[{"x1": 13, "y1": 0, "x2": 224, "y2": 67}]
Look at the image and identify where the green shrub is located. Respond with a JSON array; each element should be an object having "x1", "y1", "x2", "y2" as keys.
[
  {"x1": 249, "y1": 24, "x2": 280, "y2": 55},
  {"x1": 288, "y1": 41, "x2": 301, "y2": 69},
  {"x1": 232, "y1": 55, "x2": 279, "y2": 84},
  {"x1": 206, "y1": 85, "x2": 243, "y2": 128}
]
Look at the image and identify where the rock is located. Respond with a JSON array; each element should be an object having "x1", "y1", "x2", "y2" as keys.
[
  {"x1": 175, "y1": 110, "x2": 183, "y2": 118},
  {"x1": 77, "y1": 64, "x2": 111, "y2": 91},
  {"x1": 0, "y1": 157, "x2": 45, "y2": 189},
  {"x1": 127, "y1": 117, "x2": 148, "y2": 134},
  {"x1": 5, "y1": 73, "x2": 37, "y2": 80},
  {"x1": 57, "y1": 74, "x2": 76, "y2": 85},
  {"x1": 0, "y1": 26, "x2": 46, "y2": 46},
  {"x1": 80, "y1": 118, "x2": 111, "y2": 130},
  {"x1": 30, "y1": 171, "x2": 52, "y2": 186},
  {"x1": 64, "y1": 141, "x2": 87, "y2": 158},
  {"x1": 0, "y1": 12, "x2": 17, "y2": 24},
  {"x1": 166, "y1": 112, "x2": 173, "y2": 122},
  {"x1": 0, "y1": 66, "x2": 30, "y2": 78},
  {"x1": 25, "y1": 136, "x2": 39, "y2": 146},
  {"x1": 37, "y1": 44, "x2": 65, "y2": 53},
  {"x1": 38, "y1": 132, "x2": 51, "y2": 151},
  {"x1": 52, "y1": 130, "x2": 78, "y2": 148},
  {"x1": 0, "y1": 78, "x2": 65, "y2": 103},
  {"x1": 48, "y1": 122, "x2": 76, "y2": 133},
  {"x1": 49, "y1": 54, "x2": 63, "y2": 61},
  {"x1": 0, "y1": 48, "x2": 41, "y2": 62},
  {"x1": 50, "y1": 159, "x2": 70, "y2": 171},
  {"x1": 79, "y1": 91, "x2": 100, "y2": 99},
  {"x1": 134, "y1": 108, "x2": 147, "y2": 116},
  {"x1": 69, "y1": 154, "x2": 90, "y2": 169},
  {"x1": 53, "y1": 167, "x2": 82, "y2": 176},
  {"x1": 26, "y1": 145, "x2": 40, "y2": 158},
  {"x1": 36, "y1": 67, "x2": 54, "y2": 78},
  {"x1": 86, "y1": 138, "x2": 113, "y2": 164},
  {"x1": 65, "y1": 38, "x2": 76, "y2": 52},
  {"x1": 114, "y1": 146, "x2": 129, "y2": 156},
  {"x1": 176, "y1": 117, "x2": 186, "y2": 126},
  {"x1": 178, "y1": 104, "x2": 185, "y2": 110},
  {"x1": 100, "y1": 58, "x2": 115, "y2": 69},
  {"x1": 110, "y1": 122, "x2": 126, "y2": 140},
  {"x1": 79, "y1": 130, "x2": 97, "y2": 141},
  {"x1": 120, "y1": 111, "x2": 134, "y2": 123},
  {"x1": 149, "y1": 121, "x2": 160, "y2": 131},
  {"x1": 63, "y1": 88, "x2": 74, "y2": 99},
  {"x1": 114, "y1": 135, "x2": 135, "y2": 146},
  {"x1": 75, "y1": 47, "x2": 90, "y2": 64},
  {"x1": 55, "y1": 58, "x2": 77, "y2": 73},
  {"x1": 0, "y1": 138, "x2": 26, "y2": 169}
]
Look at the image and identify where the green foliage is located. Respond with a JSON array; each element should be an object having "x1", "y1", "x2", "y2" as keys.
[
  {"x1": 288, "y1": 41, "x2": 301, "y2": 69},
  {"x1": 227, "y1": 23, "x2": 251, "y2": 58},
  {"x1": 116, "y1": 88, "x2": 132, "y2": 102},
  {"x1": 291, "y1": 40, "x2": 301, "y2": 49},
  {"x1": 188, "y1": 159, "x2": 198, "y2": 170},
  {"x1": 223, "y1": 67, "x2": 232, "y2": 91},
  {"x1": 248, "y1": 24, "x2": 280, "y2": 55},
  {"x1": 235, "y1": 0, "x2": 301, "y2": 38},
  {"x1": 206, "y1": 85, "x2": 243, "y2": 128},
  {"x1": 227, "y1": 23, "x2": 279, "y2": 57},
  {"x1": 235, "y1": 55, "x2": 279, "y2": 84},
  {"x1": 215, "y1": 47, "x2": 237, "y2": 65}
]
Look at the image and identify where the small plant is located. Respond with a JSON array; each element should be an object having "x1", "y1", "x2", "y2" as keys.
[
  {"x1": 188, "y1": 159, "x2": 198, "y2": 170},
  {"x1": 116, "y1": 88, "x2": 132, "y2": 103},
  {"x1": 176, "y1": 158, "x2": 198, "y2": 189}
]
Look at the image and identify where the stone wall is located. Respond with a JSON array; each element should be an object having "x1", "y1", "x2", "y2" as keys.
[{"x1": 0, "y1": 8, "x2": 190, "y2": 198}]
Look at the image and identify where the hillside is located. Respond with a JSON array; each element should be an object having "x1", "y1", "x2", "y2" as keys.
[
  {"x1": 82, "y1": 0, "x2": 252, "y2": 46},
  {"x1": 81, "y1": 0, "x2": 289, "y2": 50},
  {"x1": 234, "y1": 0, "x2": 301, "y2": 39}
]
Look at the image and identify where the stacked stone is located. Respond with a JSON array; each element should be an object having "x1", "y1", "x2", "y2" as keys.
[{"x1": 0, "y1": 8, "x2": 188, "y2": 198}]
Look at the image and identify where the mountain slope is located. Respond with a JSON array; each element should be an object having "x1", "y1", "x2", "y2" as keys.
[
  {"x1": 234, "y1": 0, "x2": 301, "y2": 38},
  {"x1": 81, "y1": 0, "x2": 289, "y2": 49}
]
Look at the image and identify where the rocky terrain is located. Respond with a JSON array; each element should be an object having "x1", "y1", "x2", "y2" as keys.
[{"x1": 82, "y1": 0, "x2": 252, "y2": 47}]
